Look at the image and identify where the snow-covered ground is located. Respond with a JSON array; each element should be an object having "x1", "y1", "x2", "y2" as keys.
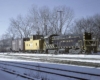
[
  {"x1": 1, "y1": 52, "x2": 100, "y2": 64},
  {"x1": 1, "y1": 52, "x2": 100, "y2": 59},
  {"x1": 0, "y1": 53, "x2": 100, "y2": 80}
]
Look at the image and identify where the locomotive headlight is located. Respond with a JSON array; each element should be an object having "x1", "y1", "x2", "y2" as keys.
[{"x1": 92, "y1": 38, "x2": 95, "y2": 40}]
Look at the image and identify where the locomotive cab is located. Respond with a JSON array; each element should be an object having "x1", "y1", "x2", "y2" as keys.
[{"x1": 44, "y1": 34, "x2": 58, "y2": 54}]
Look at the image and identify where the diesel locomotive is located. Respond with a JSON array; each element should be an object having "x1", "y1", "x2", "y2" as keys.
[{"x1": 43, "y1": 32, "x2": 98, "y2": 54}]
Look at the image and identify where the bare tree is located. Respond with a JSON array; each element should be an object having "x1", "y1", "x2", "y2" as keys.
[
  {"x1": 74, "y1": 18, "x2": 94, "y2": 33},
  {"x1": 73, "y1": 14, "x2": 100, "y2": 40},
  {"x1": 29, "y1": 5, "x2": 51, "y2": 35},
  {"x1": 28, "y1": 5, "x2": 74, "y2": 35},
  {"x1": 8, "y1": 5, "x2": 74, "y2": 38},
  {"x1": 93, "y1": 14, "x2": 100, "y2": 29},
  {"x1": 45, "y1": 6, "x2": 74, "y2": 35},
  {"x1": 92, "y1": 14, "x2": 100, "y2": 40},
  {"x1": 8, "y1": 15, "x2": 34, "y2": 38},
  {"x1": 55, "y1": 6, "x2": 74, "y2": 35}
]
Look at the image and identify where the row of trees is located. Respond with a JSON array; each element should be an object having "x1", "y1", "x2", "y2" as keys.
[
  {"x1": 1, "y1": 5, "x2": 100, "y2": 41},
  {"x1": 3, "y1": 5, "x2": 74, "y2": 39},
  {"x1": 72, "y1": 14, "x2": 100, "y2": 40}
]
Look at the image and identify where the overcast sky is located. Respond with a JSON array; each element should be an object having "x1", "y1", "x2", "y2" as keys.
[{"x1": 0, "y1": 0, "x2": 100, "y2": 36}]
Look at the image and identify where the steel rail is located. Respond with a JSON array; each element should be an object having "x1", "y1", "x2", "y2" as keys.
[
  {"x1": 0, "y1": 67, "x2": 41, "y2": 80},
  {"x1": 0, "y1": 61, "x2": 94, "y2": 80},
  {"x1": 1, "y1": 61, "x2": 100, "y2": 77}
]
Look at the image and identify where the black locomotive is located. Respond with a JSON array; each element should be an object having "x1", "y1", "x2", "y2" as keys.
[{"x1": 44, "y1": 32, "x2": 98, "y2": 54}]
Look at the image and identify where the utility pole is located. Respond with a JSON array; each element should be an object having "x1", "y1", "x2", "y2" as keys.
[
  {"x1": 44, "y1": 18, "x2": 48, "y2": 36},
  {"x1": 45, "y1": 24, "x2": 47, "y2": 35},
  {"x1": 57, "y1": 11, "x2": 63, "y2": 34}
]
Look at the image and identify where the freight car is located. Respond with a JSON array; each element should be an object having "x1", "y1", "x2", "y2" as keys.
[
  {"x1": 11, "y1": 38, "x2": 29, "y2": 52},
  {"x1": 43, "y1": 32, "x2": 98, "y2": 54}
]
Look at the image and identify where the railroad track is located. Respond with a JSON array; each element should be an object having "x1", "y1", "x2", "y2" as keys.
[
  {"x1": 0, "y1": 61, "x2": 100, "y2": 80},
  {"x1": 0, "y1": 66, "x2": 41, "y2": 80}
]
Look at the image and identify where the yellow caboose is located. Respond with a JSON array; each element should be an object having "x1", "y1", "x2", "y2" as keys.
[{"x1": 24, "y1": 35, "x2": 44, "y2": 53}]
